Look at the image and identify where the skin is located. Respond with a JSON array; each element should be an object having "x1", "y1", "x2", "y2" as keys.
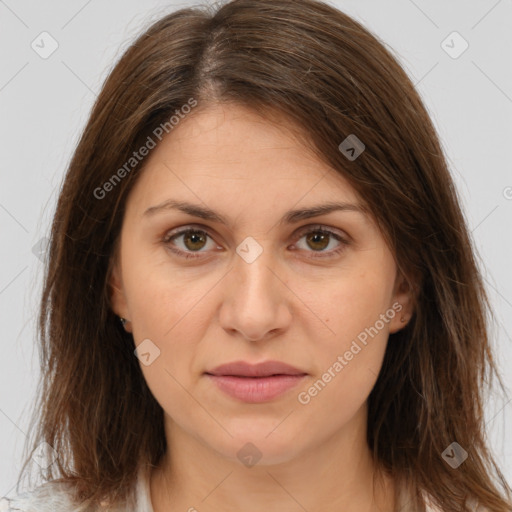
[{"x1": 110, "y1": 103, "x2": 415, "y2": 512}]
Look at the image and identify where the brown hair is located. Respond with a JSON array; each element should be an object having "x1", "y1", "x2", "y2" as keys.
[{"x1": 17, "y1": 0, "x2": 512, "y2": 510}]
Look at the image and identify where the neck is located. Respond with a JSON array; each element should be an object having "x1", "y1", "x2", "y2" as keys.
[{"x1": 150, "y1": 405, "x2": 395, "y2": 512}]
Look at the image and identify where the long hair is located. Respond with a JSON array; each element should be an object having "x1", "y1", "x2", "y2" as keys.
[{"x1": 17, "y1": 0, "x2": 512, "y2": 510}]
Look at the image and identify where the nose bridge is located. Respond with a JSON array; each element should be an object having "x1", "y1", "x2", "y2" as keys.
[
  {"x1": 233, "y1": 238, "x2": 280, "y2": 307},
  {"x1": 220, "y1": 237, "x2": 290, "y2": 340}
]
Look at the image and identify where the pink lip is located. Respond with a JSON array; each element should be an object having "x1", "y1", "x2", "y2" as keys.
[
  {"x1": 205, "y1": 374, "x2": 307, "y2": 403},
  {"x1": 204, "y1": 360, "x2": 308, "y2": 403}
]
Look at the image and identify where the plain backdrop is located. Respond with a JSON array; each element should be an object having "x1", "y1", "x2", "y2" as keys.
[{"x1": 1, "y1": 0, "x2": 511, "y2": 498}]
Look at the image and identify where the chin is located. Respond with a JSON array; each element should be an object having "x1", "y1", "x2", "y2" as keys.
[{"x1": 206, "y1": 424, "x2": 305, "y2": 467}]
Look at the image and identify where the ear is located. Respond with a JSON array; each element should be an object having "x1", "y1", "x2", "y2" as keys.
[
  {"x1": 388, "y1": 269, "x2": 417, "y2": 334},
  {"x1": 108, "y1": 259, "x2": 132, "y2": 333}
]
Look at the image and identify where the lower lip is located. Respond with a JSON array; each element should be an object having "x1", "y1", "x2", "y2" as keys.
[{"x1": 205, "y1": 374, "x2": 307, "y2": 403}]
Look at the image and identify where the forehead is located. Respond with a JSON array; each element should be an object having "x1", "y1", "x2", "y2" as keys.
[{"x1": 125, "y1": 103, "x2": 367, "y2": 222}]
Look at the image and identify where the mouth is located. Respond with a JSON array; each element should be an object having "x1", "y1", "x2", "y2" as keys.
[
  {"x1": 204, "y1": 360, "x2": 308, "y2": 402},
  {"x1": 205, "y1": 360, "x2": 307, "y2": 378}
]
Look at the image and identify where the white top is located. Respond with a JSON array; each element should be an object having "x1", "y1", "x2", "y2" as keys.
[
  {"x1": 0, "y1": 465, "x2": 481, "y2": 512},
  {"x1": 0, "y1": 465, "x2": 154, "y2": 512}
]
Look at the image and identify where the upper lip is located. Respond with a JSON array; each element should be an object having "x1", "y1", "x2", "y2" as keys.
[{"x1": 205, "y1": 360, "x2": 307, "y2": 377}]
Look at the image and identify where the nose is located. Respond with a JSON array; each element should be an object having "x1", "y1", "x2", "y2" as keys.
[{"x1": 218, "y1": 243, "x2": 292, "y2": 342}]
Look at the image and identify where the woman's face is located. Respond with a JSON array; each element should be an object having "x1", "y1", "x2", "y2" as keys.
[{"x1": 110, "y1": 103, "x2": 413, "y2": 465}]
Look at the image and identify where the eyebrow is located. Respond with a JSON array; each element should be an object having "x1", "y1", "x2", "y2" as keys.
[{"x1": 142, "y1": 199, "x2": 366, "y2": 225}]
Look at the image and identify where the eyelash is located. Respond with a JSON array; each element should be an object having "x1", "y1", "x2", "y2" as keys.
[{"x1": 162, "y1": 224, "x2": 349, "y2": 260}]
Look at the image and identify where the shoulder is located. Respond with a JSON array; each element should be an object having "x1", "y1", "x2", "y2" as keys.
[
  {"x1": 0, "y1": 481, "x2": 92, "y2": 512},
  {"x1": 418, "y1": 487, "x2": 490, "y2": 512},
  {"x1": 0, "y1": 471, "x2": 146, "y2": 512},
  {"x1": 423, "y1": 493, "x2": 490, "y2": 512}
]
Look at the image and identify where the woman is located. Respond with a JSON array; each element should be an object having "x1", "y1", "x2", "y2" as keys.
[{"x1": 2, "y1": 0, "x2": 511, "y2": 510}]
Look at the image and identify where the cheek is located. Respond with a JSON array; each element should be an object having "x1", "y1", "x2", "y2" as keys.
[
  {"x1": 296, "y1": 323, "x2": 389, "y2": 428},
  {"x1": 295, "y1": 272, "x2": 392, "y2": 410},
  {"x1": 308, "y1": 269, "x2": 394, "y2": 349},
  {"x1": 126, "y1": 268, "x2": 210, "y2": 425},
  {"x1": 122, "y1": 245, "x2": 211, "y2": 341}
]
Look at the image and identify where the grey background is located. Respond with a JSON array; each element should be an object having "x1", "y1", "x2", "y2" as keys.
[{"x1": 1, "y1": 0, "x2": 511, "y2": 498}]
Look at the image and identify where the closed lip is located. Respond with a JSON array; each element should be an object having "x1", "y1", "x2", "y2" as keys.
[{"x1": 205, "y1": 360, "x2": 307, "y2": 377}]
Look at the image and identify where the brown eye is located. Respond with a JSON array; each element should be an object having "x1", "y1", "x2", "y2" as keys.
[
  {"x1": 293, "y1": 226, "x2": 349, "y2": 258},
  {"x1": 305, "y1": 231, "x2": 330, "y2": 251},
  {"x1": 181, "y1": 230, "x2": 208, "y2": 251},
  {"x1": 163, "y1": 228, "x2": 216, "y2": 259},
  {"x1": 162, "y1": 224, "x2": 349, "y2": 261}
]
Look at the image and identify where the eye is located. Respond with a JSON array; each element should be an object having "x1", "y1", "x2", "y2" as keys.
[
  {"x1": 162, "y1": 224, "x2": 350, "y2": 260},
  {"x1": 162, "y1": 226, "x2": 218, "y2": 259},
  {"x1": 292, "y1": 224, "x2": 349, "y2": 259}
]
